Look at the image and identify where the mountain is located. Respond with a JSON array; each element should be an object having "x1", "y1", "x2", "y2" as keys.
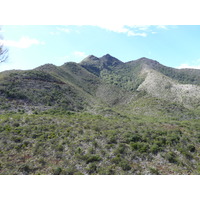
[
  {"x1": 2, "y1": 54, "x2": 200, "y2": 175},
  {"x1": 1, "y1": 54, "x2": 200, "y2": 114},
  {"x1": 80, "y1": 54, "x2": 123, "y2": 76}
]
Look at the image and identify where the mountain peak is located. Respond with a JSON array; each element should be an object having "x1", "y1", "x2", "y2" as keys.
[
  {"x1": 101, "y1": 54, "x2": 113, "y2": 59},
  {"x1": 80, "y1": 55, "x2": 99, "y2": 63},
  {"x1": 137, "y1": 57, "x2": 160, "y2": 65},
  {"x1": 100, "y1": 54, "x2": 123, "y2": 66}
]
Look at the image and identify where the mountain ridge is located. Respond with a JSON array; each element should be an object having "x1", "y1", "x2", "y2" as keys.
[{"x1": 1, "y1": 54, "x2": 200, "y2": 114}]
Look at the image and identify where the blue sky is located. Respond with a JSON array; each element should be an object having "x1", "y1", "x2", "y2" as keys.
[{"x1": 1, "y1": 25, "x2": 200, "y2": 71}]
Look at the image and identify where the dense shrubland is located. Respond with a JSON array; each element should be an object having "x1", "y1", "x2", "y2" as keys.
[{"x1": 1, "y1": 109, "x2": 200, "y2": 175}]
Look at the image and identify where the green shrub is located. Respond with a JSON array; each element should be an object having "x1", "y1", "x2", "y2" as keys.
[
  {"x1": 86, "y1": 163, "x2": 97, "y2": 174},
  {"x1": 165, "y1": 152, "x2": 178, "y2": 163},
  {"x1": 92, "y1": 141, "x2": 98, "y2": 148},
  {"x1": 115, "y1": 144, "x2": 126, "y2": 154},
  {"x1": 123, "y1": 132, "x2": 141, "y2": 143},
  {"x1": 76, "y1": 147, "x2": 82, "y2": 154},
  {"x1": 188, "y1": 144, "x2": 196, "y2": 152},
  {"x1": 119, "y1": 160, "x2": 131, "y2": 171},
  {"x1": 19, "y1": 164, "x2": 31, "y2": 174},
  {"x1": 111, "y1": 155, "x2": 122, "y2": 164},
  {"x1": 166, "y1": 133, "x2": 180, "y2": 145},
  {"x1": 64, "y1": 167, "x2": 78, "y2": 175},
  {"x1": 56, "y1": 144, "x2": 64, "y2": 152},
  {"x1": 53, "y1": 167, "x2": 62, "y2": 175},
  {"x1": 150, "y1": 144, "x2": 160, "y2": 154},
  {"x1": 12, "y1": 136, "x2": 22, "y2": 143},
  {"x1": 33, "y1": 142, "x2": 45, "y2": 155},
  {"x1": 88, "y1": 147, "x2": 95, "y2": 154},
  {"x1": 130, "y1": 142, "x2": 149, "y2": 153},
  {"x1": 149, "y1": 167, "x2": 160, "y2": 175},
  {"x1": 98, "y1": 166, "x2": 116, "y2": 175},
  {"x1": 139, "y1": 143, "x2": 149, "y2": 153},
  {"x1": 38, "y1": 158, "x2": 46, "y2": 166},
  {"x1": 14, "y1": 144, "x2": 23, "y2": 151},
  {"x1": 107, "y1": 135, "x2": 117, "y2": 144},
  {"x1": 130, "y1": 142, "x2": 139, "y2": 150},
  {"x1": 86, "y1": 154, "x2": 102, "y2": 164}
]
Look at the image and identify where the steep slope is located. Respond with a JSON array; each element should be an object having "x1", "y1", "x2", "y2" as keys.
[
  {"x1": 136, "y1": 57, "x2": 200, "y2": 85},
  {"x1": 35, "y1": 61, "x2": 132, "y2": 107},
  {"x1": 35, "y1": 62, "x2": 100, "y2": 96},
  {"x1": 0, "y1": 69, "x2": 91, "y2": 112},
  {"x1": 137, "y1": 67, "x2": 200, "y2": 108},
  {"x1": 132, "y1": 59, "x2": 200, "y2": 108}
]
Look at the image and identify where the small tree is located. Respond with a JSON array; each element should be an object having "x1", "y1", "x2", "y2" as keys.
[{"x1": 0, "y1": 27, "x2": 8, "y2": 63}]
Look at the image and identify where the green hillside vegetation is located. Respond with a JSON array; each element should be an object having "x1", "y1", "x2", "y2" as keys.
[
  {"x1": 1, "y1": 110, "x2": 200, "y2": 175},
  {"x1": 1, "y1": 54, "x2": 200, "y2": 174},
  {"x1": 0, "y1": 69, "x2": 88, "y2": 112}
]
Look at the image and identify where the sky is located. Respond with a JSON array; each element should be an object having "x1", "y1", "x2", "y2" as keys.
[{"x1": 1, "y1": 25, "x2": 200, "y2": 72}]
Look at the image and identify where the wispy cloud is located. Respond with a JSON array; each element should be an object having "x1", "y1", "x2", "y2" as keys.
[
  {"x1": 127, "y1": 31, "x2": 147, "y2": 37},
  {"x1": 50, "y1": 25, "x2": 170, "y2": 37},
  {"x1": 57, "y1": 27, "x2": 71, "y2": 33},
  {"x1": 97, "y1": 25, "x2": 169, "y2": 37},
  {"x1": 50, "y1": 27, "x2": 76, "y2": 36},
  {"x1": 98, "y1": 25, "x2": 147, "y2": 37},
  {"x1": 50, "y1": 31, "x2": 60, "y2": 36},
  {"x1": 73, "y1": 51, "x2": 87, "y2": 58},
  {"x1": 156, "y1": 25, "x2": 168, "y2": 30},
  {"x1": 177, "y1": 63, "x2": 200, "y2": 69},
  {"x1": 130, "y1": 25, "x2": 150, "y2": 31},
  {"x1": 0, "y1": 36, "x2": 45, "y2": 48},
  {"x1": 177, "y1": 59, "x2": 200, "y2": 69},
  {"x1": 55, "y1": 51, "x2": 88, "y2": 65}
]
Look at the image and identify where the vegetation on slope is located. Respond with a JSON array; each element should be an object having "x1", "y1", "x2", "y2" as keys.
[
  {"x1": 1, "y1": 54, "x2": 200, "y2": 175},
  {"x1": 1, "y1": 110, "x2": 200, "y2": 175},
  {"x1": 0, "y1": 70, "x2": 89, "y2": 112}
]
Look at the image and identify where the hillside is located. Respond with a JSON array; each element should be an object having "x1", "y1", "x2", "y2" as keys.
[
  {"x1": 1, "y1": 54, "x2": 200, "y2": 174},
  {"x1": 1, "y1": 54, "x2": 200, "y2": 113}
]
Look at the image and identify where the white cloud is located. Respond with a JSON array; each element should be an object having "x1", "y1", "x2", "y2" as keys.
[
  {"x1": 98, "y1": 25, "x2": 126, "y2": 33},
  {"x1": 156, "y1": 25, "x2": 168, "y2": 30},
  {"x1": 177, "y1": 59, "x2": 200, "y2": 69},
  {"x1": 97, "y1": 25, "x2": 169, "y2": 37},
  {"x1": 0, "y1": 62, "x2": 24, "y2": 72},
  {"x1": 98, "y1": 25, "x2": 148, "y2": 37},
  {"x1": 0, "y1": 36, "x2": 45, "y2": 48},
  {"x1": 73, "y1": 51, "x2": 87, "y2": 58},
  {"x1": 57, "y1": 27, "x2": 71, "y2": 33},
  {"x1": 177, "y1": 63, "x2": 200, "y2": 69},
  {"x1": 54, "y1": 55, "x2": 70, "y2": 65},
  {"x1": 127, "y1": 31, "x2": 147, "y2": 37},
  {"x1": 50, "y1": 31, "x2": 60, "y2": 36},
  {"x1": 51, "y1": 25, "x2": 169, "y2": 38},
  {"x1": 55, "y1": 52, "x2": 87, "y2": 65},
  {"x1": 130, "y1": 25, "x2": 150, "y2": 31}
]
